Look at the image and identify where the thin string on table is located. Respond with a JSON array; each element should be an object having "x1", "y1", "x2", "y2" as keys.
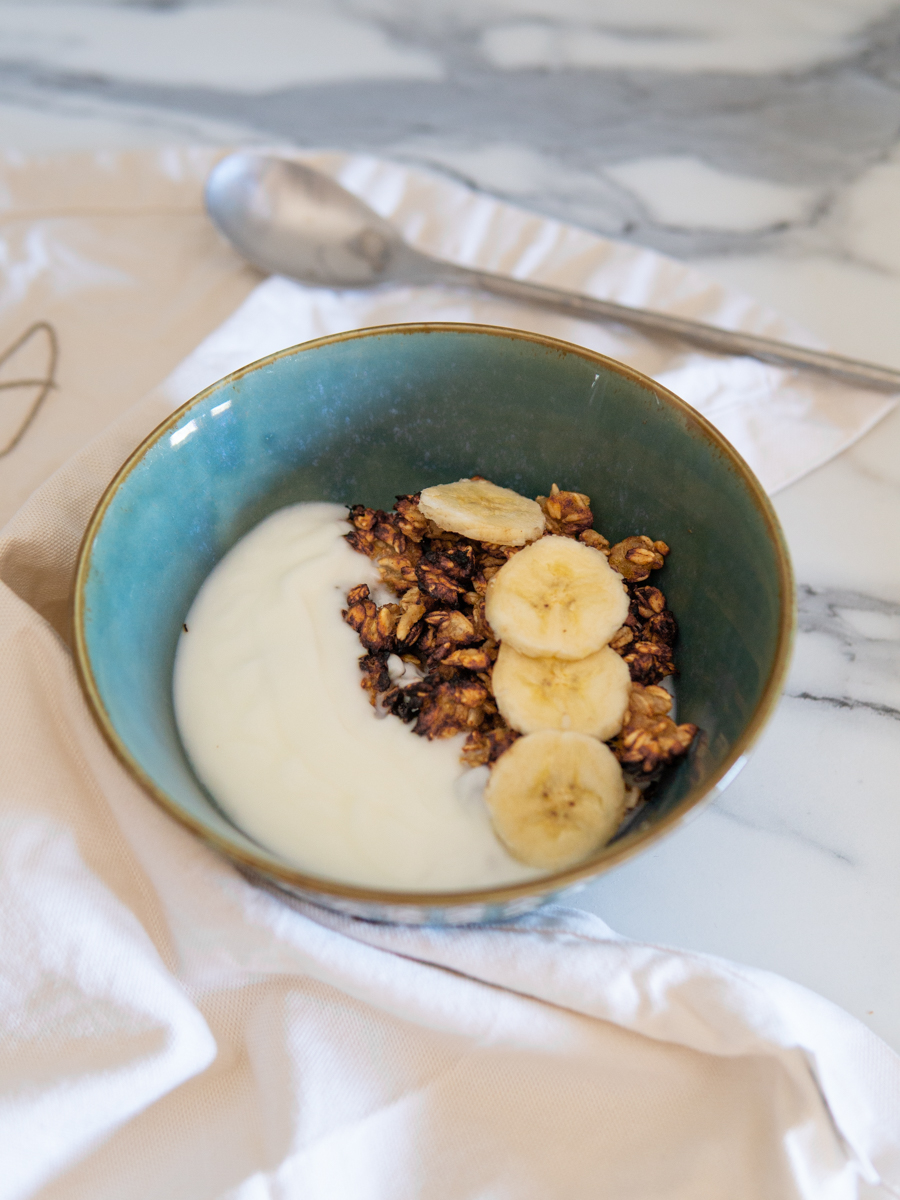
[{"x1": 0, "y1": 322, "x2": 59, "y2": 458}]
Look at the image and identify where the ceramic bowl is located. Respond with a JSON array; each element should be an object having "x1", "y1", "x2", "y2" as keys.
[{"x1": 74, "y1": 323, "x2": 794, "y2": 924}]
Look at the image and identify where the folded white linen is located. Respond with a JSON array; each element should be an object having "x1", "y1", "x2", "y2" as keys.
[
  {"x1": 1, "y1": 577, "x2": 899, "y2": 1198},
  {"x1": 1, "y1": 148, "x2": 899, "y2": 1199}
]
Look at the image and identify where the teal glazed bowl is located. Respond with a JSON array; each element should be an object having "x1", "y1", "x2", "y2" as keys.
[{"x1": 74, "y1": 323, "x2": 794, "y2": 925}]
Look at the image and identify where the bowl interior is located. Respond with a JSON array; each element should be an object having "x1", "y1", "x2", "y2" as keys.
[{"x1": 76, "y1": 324, "x2": 792, "y2": 904}]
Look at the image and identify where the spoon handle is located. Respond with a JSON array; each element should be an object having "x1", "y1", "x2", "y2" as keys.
[{"x1": 457, "y1": 266, "x2": 900, "y2": 394}]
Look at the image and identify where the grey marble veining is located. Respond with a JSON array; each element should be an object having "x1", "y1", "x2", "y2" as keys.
[
  {"x1": 4, "y1": 0, "x2": 900, "y2": 261},
  {"x1": 790, "y1": 584, "x2": 900, "y2": 720}
]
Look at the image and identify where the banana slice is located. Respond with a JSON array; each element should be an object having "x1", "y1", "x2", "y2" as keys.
[
  {"x1": 493, "y1": 642, "x2": 631, "y2": 740},
  {"x1": 418, "y1": 478, "x2": 545, "y2": 546},
  {"x1": 485, "y1": 535, "x2": 629, "y2": 659},
  {"x1": 485, "y1": 730, "x2": 626, "y2": 870}
]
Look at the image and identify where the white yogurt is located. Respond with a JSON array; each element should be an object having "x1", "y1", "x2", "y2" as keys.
[{"x1": 173, "y1": 502, "x2": 542, "y2": 891}]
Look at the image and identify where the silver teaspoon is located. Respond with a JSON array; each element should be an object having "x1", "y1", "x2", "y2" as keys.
[{"x1": 206, "y1": 151, "x2": 900, "y2": 394}]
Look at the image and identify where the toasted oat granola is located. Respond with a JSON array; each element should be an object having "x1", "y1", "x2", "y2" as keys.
[
  {"x1": 340, "y1": 482, "x2": 698, "y2": 791},
  {"x1": 613, "y1": 683, "x2": 698, "y2": 776}
]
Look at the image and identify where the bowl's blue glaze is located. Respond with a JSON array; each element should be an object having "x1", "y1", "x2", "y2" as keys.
[{"x1": 74, "y1": 323, "x2": 794, "y2": 924}]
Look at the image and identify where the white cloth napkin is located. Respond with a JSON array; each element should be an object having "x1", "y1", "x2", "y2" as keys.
[{"x1": 1, "y1": 149, "x2": 899, "y2": 1200}]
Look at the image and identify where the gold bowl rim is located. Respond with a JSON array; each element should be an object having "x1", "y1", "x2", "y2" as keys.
[{"x1": 73, "y1": 321, "x2": 796, "y2": 910}]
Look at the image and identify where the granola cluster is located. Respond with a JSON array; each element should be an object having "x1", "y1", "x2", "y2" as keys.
[
  {"x1": 608, "y1": 585, "x2": 677, "y2": 686},
  {"x1": 341, "y1": 484, "x2": 697, "y2": 781},
  {"x1": 342, "y1": 494, "x2": 517, "y2": 763},
  {"x1": 614, "y1": 684, "x2": 698, "y2": 775}
]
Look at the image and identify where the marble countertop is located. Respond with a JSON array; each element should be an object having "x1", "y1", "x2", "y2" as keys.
[{"x1": 2, "y1": 1, "x2": 900, "y2": 1050}]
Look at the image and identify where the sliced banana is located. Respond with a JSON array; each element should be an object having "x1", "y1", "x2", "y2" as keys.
[
  {"x1": 485, "y1": 730, "x2": 626, "y2": 870},
  {"x1": 485, "y1": 535, "x2": 629, "y2": 659},
  {"x1": 493, "y1": 642, "x2": 631, "y2": 740},
  {"x1": 418, "y1": 478, "x2": 545, "y2": 546}
]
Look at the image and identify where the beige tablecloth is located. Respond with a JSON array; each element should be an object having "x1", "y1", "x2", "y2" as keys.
[{"x1": 0, "y1": 147, "x2": 260, "y2": 526}]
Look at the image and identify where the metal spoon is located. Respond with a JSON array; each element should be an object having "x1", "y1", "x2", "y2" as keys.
[{"x1": 206, "y1": 151, "x2": 900, "y2": 394}]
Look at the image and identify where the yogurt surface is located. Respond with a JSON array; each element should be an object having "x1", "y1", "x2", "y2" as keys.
[{"x1": 173, "y1": 502, "x2": 541, "y2": 891}]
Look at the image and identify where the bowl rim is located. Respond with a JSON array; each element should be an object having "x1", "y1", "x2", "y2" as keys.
[{"x1": 73, "y1": 321, "x2": 796, "y2": 908}]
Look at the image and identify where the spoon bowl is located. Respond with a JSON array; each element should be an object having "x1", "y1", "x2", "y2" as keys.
[{"x1": 206, "y1": 151, "x2": 450, "y2": 288}]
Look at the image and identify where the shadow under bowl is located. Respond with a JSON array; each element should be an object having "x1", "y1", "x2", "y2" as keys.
[{"x1": 74, "y1": 323, "x2": 794, "y2": 925}]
